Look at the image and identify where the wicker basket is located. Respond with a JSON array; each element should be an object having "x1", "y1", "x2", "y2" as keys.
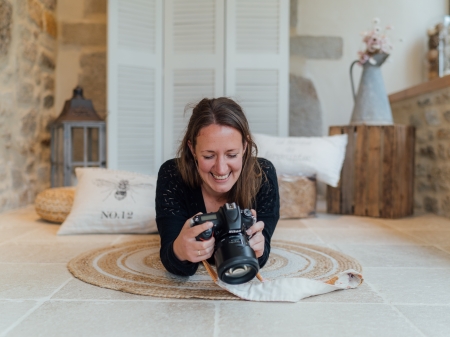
[
  {"x1": 278, "y1": 175, "x2": 316, "y2": 219},
  {"x1": 35, "y1": 187, "x2": 76, "y2": 223}
]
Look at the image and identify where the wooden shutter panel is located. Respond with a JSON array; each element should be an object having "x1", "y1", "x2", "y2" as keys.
[
  {"x1": 225, "y1": 0, "x2": 289, "y2": 136},
  {"x1": 107, "y1": 0, "x2": 163, "y2": 174},
  {"x1": 163, "y1": 0, "x2": 225, "y2": 161}
]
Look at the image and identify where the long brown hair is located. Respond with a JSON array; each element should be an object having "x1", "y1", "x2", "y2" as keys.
[{"x1": 176, "y1": 97, "x2": 262, "y2": 209}]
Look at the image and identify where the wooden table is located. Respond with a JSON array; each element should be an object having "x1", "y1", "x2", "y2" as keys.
[{"x1": 327, "y1": 124, "x2": 415, "y2": 219}]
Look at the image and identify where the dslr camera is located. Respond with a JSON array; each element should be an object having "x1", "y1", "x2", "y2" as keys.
[{"x1": 190, "y1": 202, "x2": 259, "y2": 284}]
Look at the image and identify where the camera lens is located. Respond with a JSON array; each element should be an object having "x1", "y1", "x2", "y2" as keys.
[
  {"x1": 224, "y1": 265, "x2": 251, "y2": 277},
  {"x1": 214, "y1": 235, "x2": 259, "y2": 284}
]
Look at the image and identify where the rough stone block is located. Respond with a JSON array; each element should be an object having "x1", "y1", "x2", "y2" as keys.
[
  {"x1": 419, "y1": 145, "x2": 436, "y2": 160},
  {"x1": 43, "y1": 95, "x2": 54, "y2": 108},
  {"x1": 27, "y1": 0, "x2": 43, "y2": 29},
  {"x1": 289, "y1": 74, "x2": 322, "y2": 137},
  {"x1": 21, "y1": 109, "x2": 37, "y2": 136},
  {"x1": 61, "y1": 23, "x2": 106, "y2": 45},
  {"x1": 44, "y1": 10, "x2": 57, "y2": 38},
  {"x1": 0, "y1": 0, "x2": 12, "y2": 58},
  {"x1": 43, "y1": 75, "x2": 54, "y2": 90},
  {"x1": 444, "y1": 110, "x2": 450, "y2": 122},
  {"x1": 10, "y1": 169, "x2": 25, "y2": 189},
  {"x1": 417, "y1": 96, "x2": 432, "y2": 107},
  {"x1": 409, "y1": 114, "x2": 423, "y2": 128},
  {"x1": 17, "y1": 82, "x2": 34, "y2": 104},
  {"x1": 84, "y1": 0, "x2": 107, "y2": 16},
  {"x1": 39, "y1": 51, "x2": 55, "y2": 70},
  {"x1": 21, "y1": 42, "x2": 38, "y2": 62},
  {"x1": 40, "y1": 0, "x2": 56, "y2": 10},
  {"x1": 424, "y1": 196, "x2": 438, "y2": 213},
  {"x1": 425, "y1": 108, "x2": 440, "y2": 125},
  {"x1": 437, "y1": 128, "x2": 450, "y2": 140},
  {"x1": 290, "y1": 35, "x2": 343, "y2": 60}
]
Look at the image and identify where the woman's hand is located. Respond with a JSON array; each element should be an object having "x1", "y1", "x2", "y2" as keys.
[
  {"x1": 246, "y1": 209, "x2": 265, "y2": 258},
  {"x1": 173, "y1": 214, "x2": 216, "y2": 263}
]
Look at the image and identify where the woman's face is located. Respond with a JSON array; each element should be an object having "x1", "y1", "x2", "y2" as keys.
[{"x1": 189, "y1": 124, "x2": 246, "y2": 199}]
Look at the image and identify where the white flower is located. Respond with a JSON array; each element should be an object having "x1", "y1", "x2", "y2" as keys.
[{"x1": 373, "y1": 17, "x2": 380, "y2": 24}]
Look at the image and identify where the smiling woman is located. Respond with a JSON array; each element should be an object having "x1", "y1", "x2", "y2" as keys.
[{"x1": 155, "y1": 97, "x2": 280, "y2": 278}]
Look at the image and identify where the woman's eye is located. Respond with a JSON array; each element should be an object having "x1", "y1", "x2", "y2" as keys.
[
  {"x1": 227, "y1": 154, "x2": 238, "y2": 158},
  {"x1": 203, "y1": 155, "x2": 214, "y2": 160}
]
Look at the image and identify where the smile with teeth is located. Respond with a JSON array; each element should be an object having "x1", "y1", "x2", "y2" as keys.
[{"x1": 211, "y1": 172, "x2": 231, "y2": 180}]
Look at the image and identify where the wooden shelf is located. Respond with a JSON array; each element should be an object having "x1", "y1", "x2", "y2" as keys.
[{"x1": 389, "y1": 75, "x2": 450, "y2": 103}]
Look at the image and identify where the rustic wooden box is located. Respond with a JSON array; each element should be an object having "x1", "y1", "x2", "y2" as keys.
[{"x1": 327, "y1": 125, "x2": 415, "y2": 219}]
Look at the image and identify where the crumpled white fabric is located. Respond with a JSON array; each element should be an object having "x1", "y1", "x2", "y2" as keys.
[{"x1": 216, "y1": 269, "x2": 363, "y2": 302}]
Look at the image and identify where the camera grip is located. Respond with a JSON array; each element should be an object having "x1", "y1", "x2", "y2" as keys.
[{"x1": 190, "y1": 216, "x2": 214, "y2": 241}]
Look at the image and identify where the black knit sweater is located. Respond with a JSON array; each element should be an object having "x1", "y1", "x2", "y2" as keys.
[{"x1": 155, "y1": 158, "x2": 280, "y2": 277}]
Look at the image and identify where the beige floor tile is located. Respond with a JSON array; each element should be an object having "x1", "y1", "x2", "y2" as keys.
[
  {"x1": 363, "y1": 267, "x2": 450, "y2": 304},
  {"x1": 276, "y1": 219, "x2": 308, "y2": 229},
  {"x1": 217, "y1": 303, "x2": 422, "y2": 337},
  {"x1": 0, "y1": 205, "x2": 41, "y2": 224},
  {"x1": 397, "y1": 229, "x2": 450, "y2": 246},
  {"x1": 301, "y1": 214, "x2": 390, "y2": 229},
  {"x1": 271, "y1": 228, "x2": 324, "y2": 243},
  {"x1": 395, "y1": 305, "x2": 450, "y2": 337},
  {"x1": 336, "y1": 244, "x2": 450, "y2": 268},
  {"x1": 13, "y1": 225, "x2": 120, "y2": 244},
  {"x1": 0, "y1": 301, "x2": 38, "y2": 333},
  {"x1": 0, "y1": 242, "x2": 113, "y2": 263},
  {"x1": 0, "y1": 225, "x2": 41, "y2": 245},
  {"x1": 380, "y1": 214, "x2": 450, "y2": 231},
  {"x1": 0, "y1": 263, "x2": 72, "y2": 299},
  {"x1": 7, "y1": 301, "x2": 216, "y2": 337},
  {"x1": 52, "y1": 278, "x2": 165, "y2": 301},
  {"x1": 310, "y1": 227, "x2": 425, "y2": 245},
  {"x1": 438, "y1": 245, "x2": 450, "y2": 254},
  {"x1": 302, "y1": 282, "x2": 384, "y2": 303}
]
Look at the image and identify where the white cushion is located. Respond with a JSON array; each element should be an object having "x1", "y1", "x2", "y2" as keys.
[
  {"x1": 253, "y1": 133, "x2": 347, "y2": 187},
  {"x1": 58, "y1": 168, "x2": 157, "y2": 235}
]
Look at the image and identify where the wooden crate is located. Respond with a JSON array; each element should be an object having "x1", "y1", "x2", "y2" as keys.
[{"x1": 327, "y1": 124, "x2": 415, "y2": 218}]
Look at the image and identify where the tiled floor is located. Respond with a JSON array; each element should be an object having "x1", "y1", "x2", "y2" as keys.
[{"x1": 1, "y1": 204, "x2": 450, "y2": 337}]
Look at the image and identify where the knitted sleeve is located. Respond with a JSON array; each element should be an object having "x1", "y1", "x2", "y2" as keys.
[
  {"x1": 155, "y1": 160, "x2": 199, "y2": 276},
  {"x1": 254, "y1": 158, "x2": 280, "y2": 268}
]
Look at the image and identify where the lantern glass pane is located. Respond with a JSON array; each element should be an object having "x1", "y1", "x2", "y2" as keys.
[
  {"x1": 56, "y1": 127, "x2": 64, "y2": 164},
  {"x1": 72, "y1": 127, "x2": 84, "y2": 162},
  {"x1": 55, "y1": 164, "x2": 64, "y2": 187},
  {"x1": 87, "y1": 127, "x2": 99, "y2": 163}
]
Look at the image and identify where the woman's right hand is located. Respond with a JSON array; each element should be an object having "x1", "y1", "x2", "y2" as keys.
[{"x1": 173, "y1": 214, "x2": 216, "y2": 263}]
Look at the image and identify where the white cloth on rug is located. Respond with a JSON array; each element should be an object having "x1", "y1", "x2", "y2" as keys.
[{"x1": 216, "y1": 269, "x2": 363, "y2": 302}]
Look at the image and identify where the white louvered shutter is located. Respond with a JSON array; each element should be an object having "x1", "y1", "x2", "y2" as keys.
[
  {"x1": 107, "y1": 0, "x2": 163, "y2": 174},
  {"x1": 163, "y1": 0, "x2": 225, "y2": 161},
  {"x1": 225, "y1": 0, "x2": 289, "y2": 136}
]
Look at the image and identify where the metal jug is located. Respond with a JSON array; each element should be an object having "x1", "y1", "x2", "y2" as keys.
[{"x1": 349, "y1": 53, "x2": 393, "y2": 125}]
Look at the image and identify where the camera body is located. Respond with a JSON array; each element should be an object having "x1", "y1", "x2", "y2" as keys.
[{"x1": 190, "y1": 202, "x2": 260, "y2": 284}]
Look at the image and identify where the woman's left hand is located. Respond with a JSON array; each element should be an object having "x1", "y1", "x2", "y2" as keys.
[{"x1": 246, "y1": 209, "x2": 265, "y2": 258}]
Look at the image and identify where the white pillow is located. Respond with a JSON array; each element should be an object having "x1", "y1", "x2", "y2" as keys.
[
  {"x1": 58, "y1": 168, "x2": 157, "y2": 235},
  {"x1": 253, "y1": 133, "x2": 347, "y2": 187}
]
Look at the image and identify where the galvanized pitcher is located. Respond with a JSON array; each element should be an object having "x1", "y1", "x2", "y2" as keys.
[{"x1": 349, "y1": 53, "x2": 393, "y2": 125}]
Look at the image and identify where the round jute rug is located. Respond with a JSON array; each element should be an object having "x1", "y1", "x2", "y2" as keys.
[{"x1": 68, "y1": 236, "x2": 362, "y2": 300}]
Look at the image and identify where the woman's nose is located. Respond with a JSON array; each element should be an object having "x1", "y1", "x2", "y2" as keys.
[{"x1": 214, "y1": 156, "x2": 228, "y2": 174}]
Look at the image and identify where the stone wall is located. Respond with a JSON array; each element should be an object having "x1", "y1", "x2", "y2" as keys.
[
  {"x1": 0, "y1": 0, "x2": 57, "y2": 212},
  {"x1": 391, "y1": 87, "x2": 450, "y2": 217},
  {"x1": 55, "y1": 0, "x2": 106, "y2": 120}
]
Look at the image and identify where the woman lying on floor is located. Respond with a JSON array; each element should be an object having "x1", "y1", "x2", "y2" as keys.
[{"x1": 155, "y1": 97, "x2": 280, "y2": 280}]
